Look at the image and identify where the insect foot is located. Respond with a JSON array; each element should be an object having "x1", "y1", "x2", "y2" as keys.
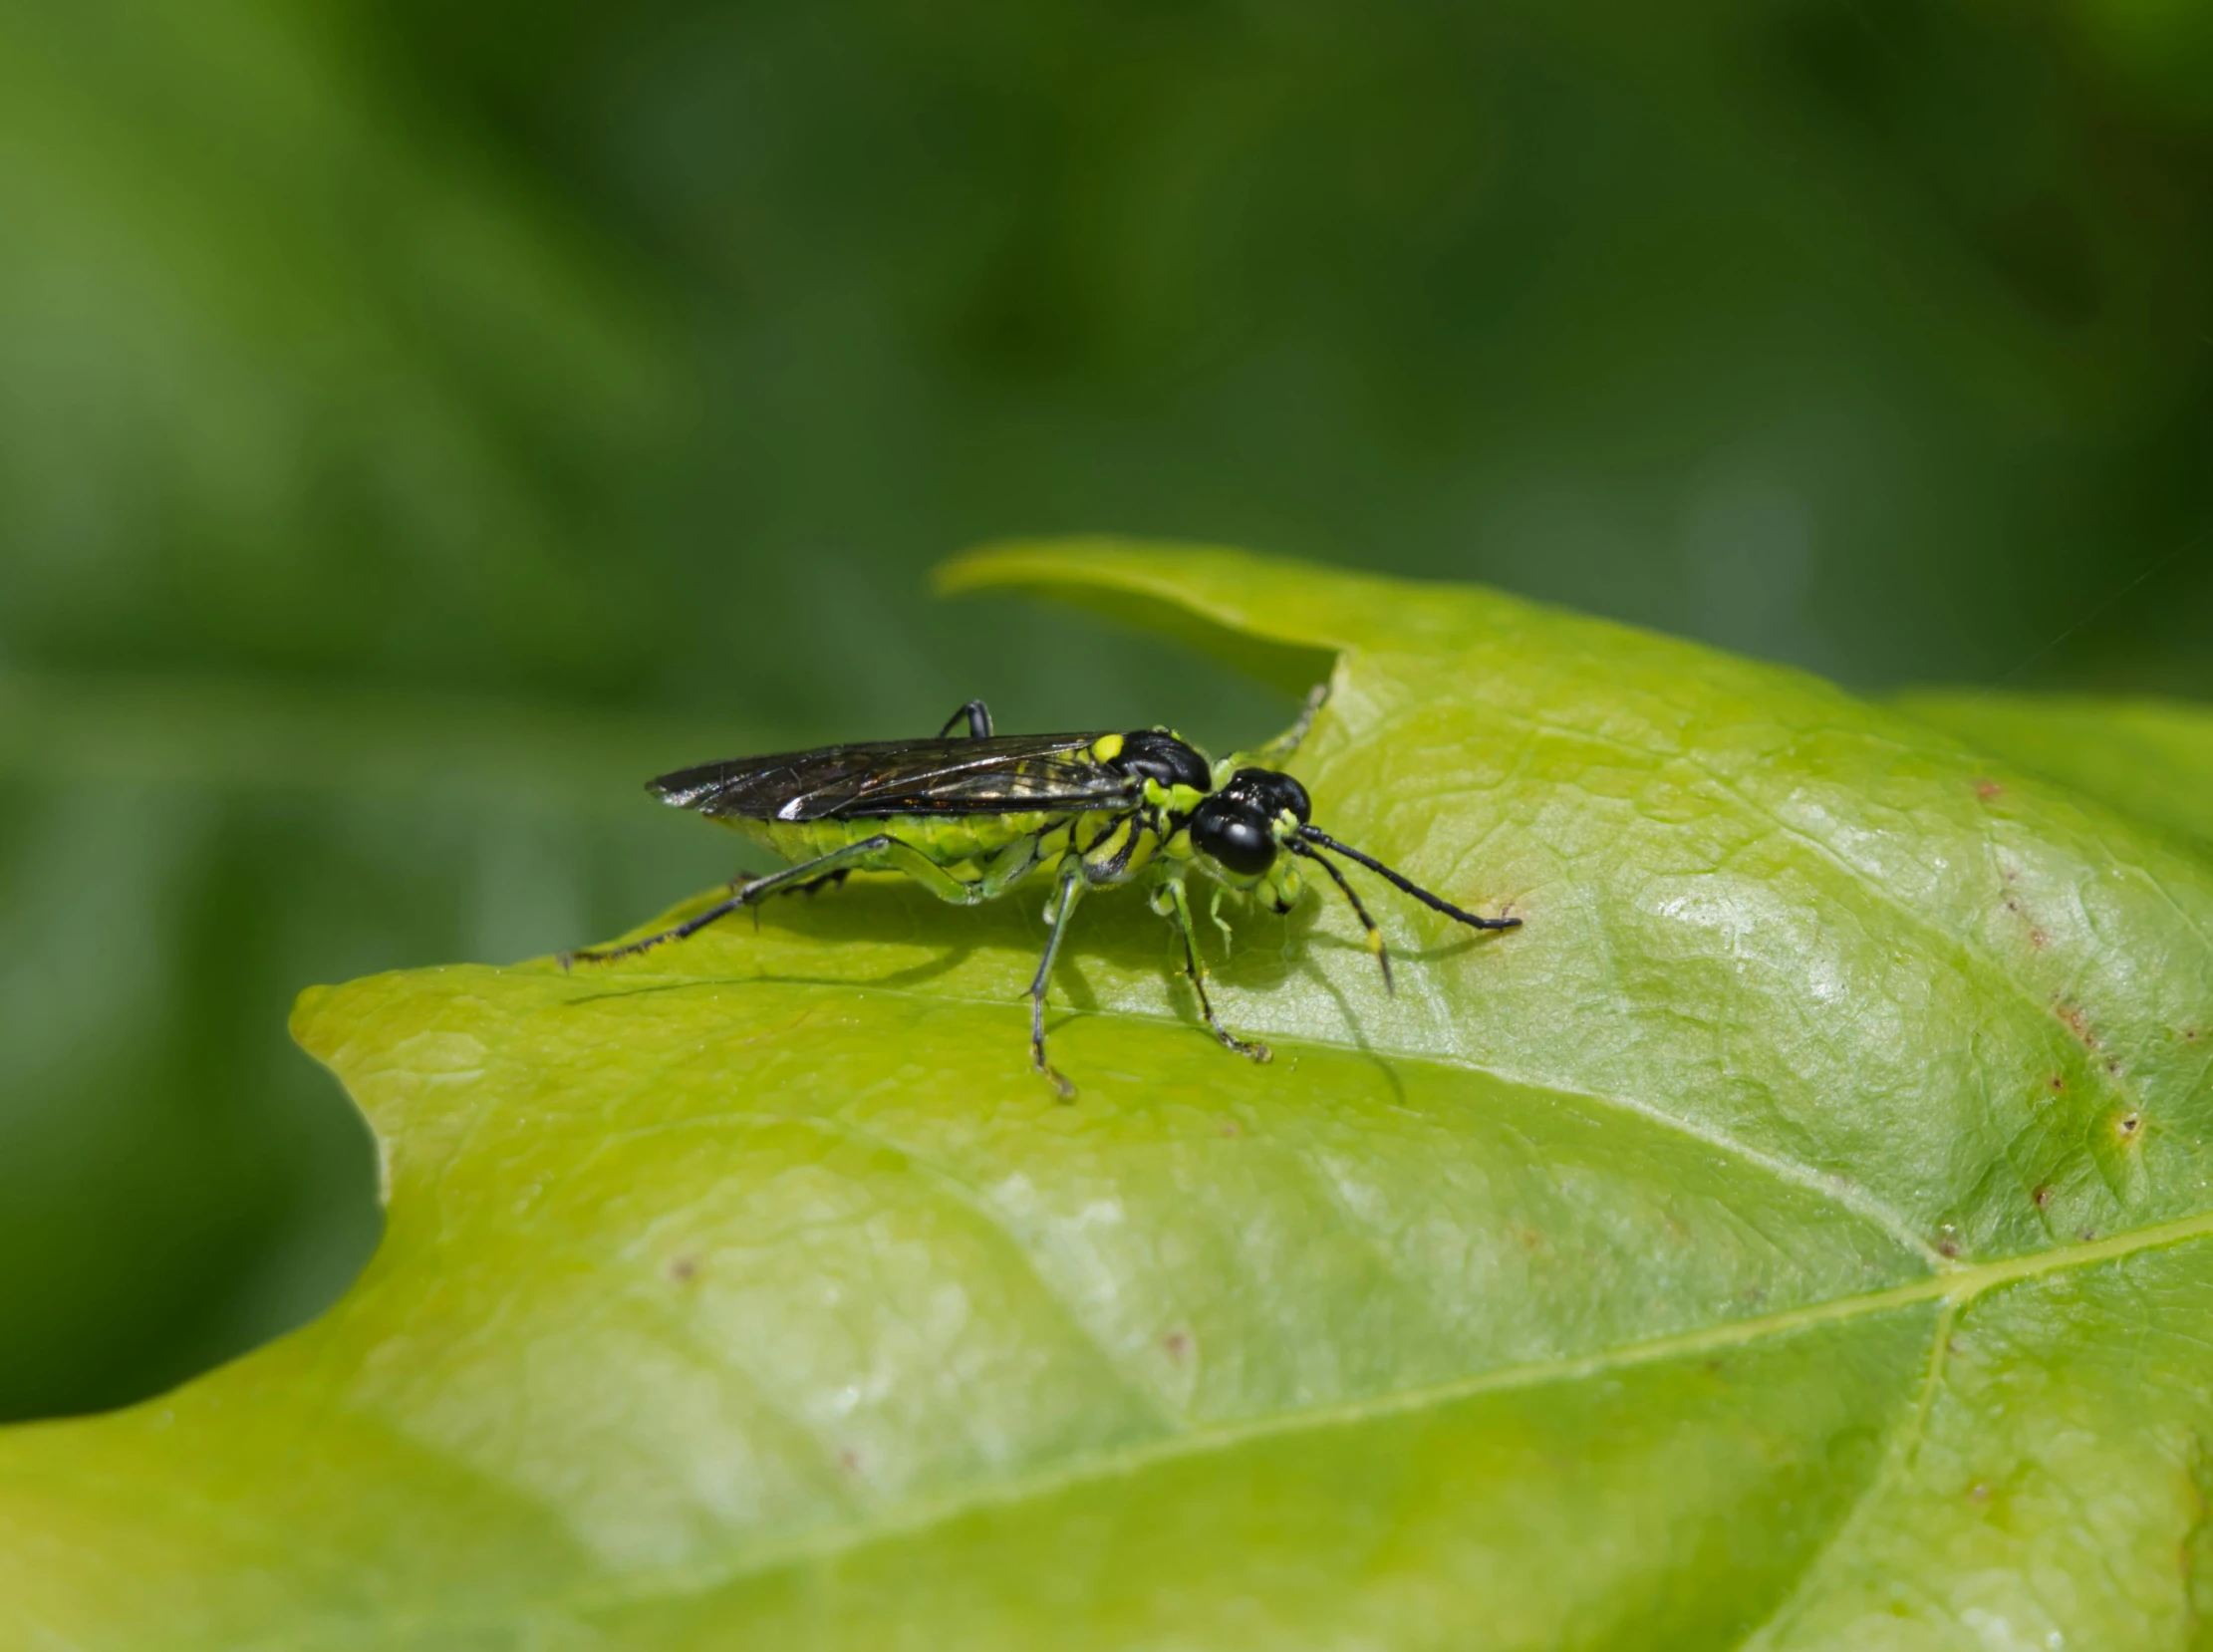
[
  {"x1": 1034, "y1": 1055, "x2": 1077, "y2": 1102},
  {"x1": 1225, "y1": 1032, "x2": 1272, "y2": 1064}
]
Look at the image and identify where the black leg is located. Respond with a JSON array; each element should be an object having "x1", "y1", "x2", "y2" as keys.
[
  {"x1": 745, "y1": 865, "x2": 851, "y2": 930},
  {"x1": 1028, "y1": 867, "x2": 1085, "y2": 1098},
  {"x1": 939, "y1": 699, "x2": 993, "y2": 739},
  {"x1": 1161, "y1": 881, "x2": 1270, "y2": 1061},
  {"x1": 562, "y1": 836, "x2": 895, "y2": 967},
  {"x1": 776, "y1": 867, "x2": 852, "y2": 900}
]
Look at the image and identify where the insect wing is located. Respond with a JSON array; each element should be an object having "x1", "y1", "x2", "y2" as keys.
[{"x1": 651, "y1": 733, "x2": 1138, "y2": 821}]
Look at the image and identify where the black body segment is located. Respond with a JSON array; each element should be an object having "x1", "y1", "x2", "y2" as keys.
[
  {"x1": 1222, "y1": 767, "x2": 1311, "y2": 823},
  {"x1": 1110, "y1": 729, "x2": 1214, "y2": 792}
]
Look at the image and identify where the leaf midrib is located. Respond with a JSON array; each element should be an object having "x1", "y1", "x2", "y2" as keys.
[
  {"x1": 269, "y1": 1205, "x2": 2213, "y2": 1646},
  {"x1": 1723, "y1": 1294, "x2": 1965, "y2": 1652}
]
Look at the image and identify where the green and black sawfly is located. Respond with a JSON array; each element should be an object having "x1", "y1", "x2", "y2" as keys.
[{"x1": 563, "y1": 690, "x2": 1521, "y2": 1095}]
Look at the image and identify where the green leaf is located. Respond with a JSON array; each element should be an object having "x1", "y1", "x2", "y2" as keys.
[
  {"x1": 1895, "y1": 690, "x2": 2213, "y2": 863},
  {"x1": 6, "y1": 542, "x2": 2213, "y2": 1649}
]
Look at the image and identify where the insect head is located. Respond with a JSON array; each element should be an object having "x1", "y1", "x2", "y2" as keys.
[{"x1": 1187, "y1": 768, "x2": 1311, "y2": 877}]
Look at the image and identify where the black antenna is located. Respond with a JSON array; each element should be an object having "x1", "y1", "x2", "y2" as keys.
[
  {"x1": 1296, "y1": 826, "x2": 1521, "y2": 932},
  {"x1": 1289, "y1": 840, "x2": 1393, "y2": 993}
]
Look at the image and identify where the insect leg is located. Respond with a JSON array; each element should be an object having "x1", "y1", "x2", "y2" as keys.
[
  {"x1": 938, "y1": 699, "x2": 993, "y2": 738},
  {"x1": 562, "y1": 835, "x2": 900, "y2": 966},
  {"x1": 1207, "y1": 882, "x2": 1235, "y2": 950},
  {"x1": 727, "y1": 834, "x2": 988, "y2": 912},
  {"x1": 876, "y1": 839, "x2": 994, "y2": 904},
  {"x1": 743, "y1": 865, "x2": 852, "y2": 931},
  {"x1": 1289, "y1": 840, "x2": 1393, "y2": 993},
  {"x1": 1161, "y1": 879, "x2": 1270, "y2": 1062},
  {"x1": 734, "y1": 865, "x2": 851, "y2": 901},
  {"x1": 976, "y1": 830, "x2": 1043, "y2": 900},
  {"x1": 1028, "y1": 866, "x2": 1086, "y2": 1099}
]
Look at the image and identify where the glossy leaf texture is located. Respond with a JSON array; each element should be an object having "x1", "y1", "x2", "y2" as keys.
[{"x1": 5, "y1": 543, "x2": 2213, "y2": 1650}]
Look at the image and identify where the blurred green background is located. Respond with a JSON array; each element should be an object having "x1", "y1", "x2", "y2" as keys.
[{"x1": 2, "y1": 0, "x2": 2209, "y2": 1421}]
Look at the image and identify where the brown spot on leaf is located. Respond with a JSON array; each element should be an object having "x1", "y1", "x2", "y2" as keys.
[
  {"x1": 838, "y1": 1449, "x2": 862, "y2": 1476},
  {"x1": 2003, "y1": 898, "x2": 2023, "y2": 915},
  {"x1": 1164, "y1": 1331, "x2": 1192, "y2": 1360},
  {"x1": 1219, "y1": 1119, "x2": 1240, "y2": 1138},
  {"x1": 2048, "y1": 1074, "x2": 2066, "y2": 1094},
  {"x1": 2078, "y1": 1227, "x2": 2098, "y2": 1242},
  {"x1": 667, "y1": 1254, "x2": 699, "y2": 1284},
  {"x1": 1967, "y1": 1481, "x2": 1992, "y2": 1504},
  {"x1": 2055, "y1": 1002, "x2": 2098, "y2": 1048},
  {"x1": 1937, "y1": 1238, "x2": 1962, "y2": 1258},
  {"x1": 2032, "y1": 1185, "x2": 2054, "y2": 1209},
  {"x1": 1975, "y1": 779, "x2": 2005, "y2": 800},
  {"x1": 2029, "y1": 930, "x2": 2048, "y2": 950},
  {"x1": 2116, "y1": 1112, "x2": 2143, "y2": 1142}
]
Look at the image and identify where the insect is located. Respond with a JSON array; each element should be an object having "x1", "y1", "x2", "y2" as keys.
[{"x1": 562, "y1": 691, "x2": 1521, "y2": 1095}]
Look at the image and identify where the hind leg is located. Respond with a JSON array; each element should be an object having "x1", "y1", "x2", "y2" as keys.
[
  {"x1": 938, "y1": 700, "x2": 993, "y2": 738},
  {"x1": 562, "y1": 835, "x2": 904, "y2": 965}
]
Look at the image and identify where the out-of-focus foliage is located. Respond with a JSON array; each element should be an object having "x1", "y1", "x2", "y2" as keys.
[
  {"x1": 0, "y1": 0, "x2": 2208, "y2": 1418},
  {"x1": 8, "y1": 545, "x2": 2213, "y2": 1649}
]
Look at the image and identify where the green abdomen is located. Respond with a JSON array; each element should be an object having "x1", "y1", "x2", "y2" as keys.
[{"x1": 733, "y1": 812, "x2": 1057, "y2": 871}]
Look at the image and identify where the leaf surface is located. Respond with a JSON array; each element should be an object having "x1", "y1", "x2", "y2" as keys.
[
  {"x1": 5, "y1": 543, "x2": 2212, "y2": 1649},
  {"x1": 1897, "y1": 690, "x2": 2213, "y2": 863}
]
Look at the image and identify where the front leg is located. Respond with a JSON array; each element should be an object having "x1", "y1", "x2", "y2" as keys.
[
  {"x1": 1207, "y1": 882, "x2": 1236, "y2": 950},
  {"x1": 1158, "y1": 878, "x2": 1270, "y2": 1063}
]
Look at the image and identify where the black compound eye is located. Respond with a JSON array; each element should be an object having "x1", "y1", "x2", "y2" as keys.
[
  {"x1": 1113, "y1": 729, "x2": 1213, "y2": 792},
  {"x1": 1225, "y1": 767, "x2": 1310, "y2": 824},
  {"x1": 1191, "y1": 799, "x2": 1277, "y2": 877}
]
